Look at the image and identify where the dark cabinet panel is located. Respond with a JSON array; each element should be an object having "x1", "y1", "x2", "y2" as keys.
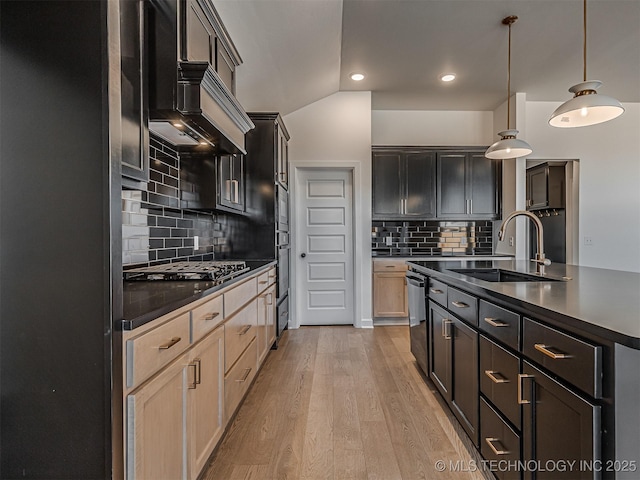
[
  {"x1": 405, "y1": 152, "x2": 436, "y2": 217},
  {"x1": 450, "y1": 317, "x2": 479, "y2": 446},
  {"x1": 526, "y1": 163, "x2": 566, "y2": 211},
  {"x1": 437, "y1": 151, "x2": 499, "y2": 219},
  {"x1": 372, "y1": 152, "x2": 403, "y2": 217},
  {"x1": 521, "y1": 361, "x2": 600, "y2": 480},
  {"x1": 372, "y1": 150, "x2": 436, "y2": 219},
  {"x1": 120, "y1": 0, "x2": 149, "y2": 182},
  {"x1": 480, "y1": 398, "x2": 522, "y2": 480},
  {"x1": 217, "y1": 154, "x2": 245, "y2": 212},
  {"x1": 480, "y1": 335, "x2": 521, "y2": 429},
  {"x1": 429, "y1": 301, "x2": 452, "y2": 401}
]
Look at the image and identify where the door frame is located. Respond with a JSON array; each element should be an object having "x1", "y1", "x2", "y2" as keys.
[{"x1": 290, "y1": 163, "x2": 366, "y2": 329}]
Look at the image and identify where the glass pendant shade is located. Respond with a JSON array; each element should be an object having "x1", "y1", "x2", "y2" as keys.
[
  {"x1": 549, "y1": 81, "x2": 625, "y2": 128},
  {"x1": 485, "y1": 130, "x2": 533, "y2": 160}
]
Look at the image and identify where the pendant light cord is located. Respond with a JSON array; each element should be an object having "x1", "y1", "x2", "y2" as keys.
[
  {"x1": 583, "y1": 0, "x2": 587, "y2": 81},
  {"x1": 507, "y1": 19, "x2": 512, "y2": 129}
]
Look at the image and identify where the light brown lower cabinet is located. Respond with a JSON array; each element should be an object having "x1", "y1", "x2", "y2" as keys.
[
  {"x1": 126, "y1": 325, "x2": 224, "y2": 480},
  {"x1": 373, "y1": 260, "x2": 408, "y2": 317},
  {"x1": 124, "y1": 265, "x2": 277, "y2": 480}
]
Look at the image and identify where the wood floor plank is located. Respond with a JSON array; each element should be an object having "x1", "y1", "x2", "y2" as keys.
[{"x1": 202, "y1": 326, "x2": 492, "y2": 480}]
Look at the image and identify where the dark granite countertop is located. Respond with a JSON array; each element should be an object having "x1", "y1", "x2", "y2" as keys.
[
  {"x1": 121, "y1": 260, "x2": 276, "y2": 330},
  {"x1": 407, "y1": 259, "x2": 640, "y2": 349}
]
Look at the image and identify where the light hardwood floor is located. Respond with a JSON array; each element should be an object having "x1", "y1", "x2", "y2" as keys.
[{"x1": 203, "y1": 326, "x2": 492, "y2": 480}]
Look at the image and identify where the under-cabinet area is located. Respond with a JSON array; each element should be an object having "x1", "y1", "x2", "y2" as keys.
[
  {"x1": 122, "y1": 265, "x2": 276, "y2": 480},
  {"x1": 408, "y1": 260, "x2": 640, "y2": 480}
]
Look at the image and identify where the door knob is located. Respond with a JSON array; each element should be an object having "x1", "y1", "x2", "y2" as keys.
[{"x1": 300, "y1": 253, "x2": 306, "y2": 258}]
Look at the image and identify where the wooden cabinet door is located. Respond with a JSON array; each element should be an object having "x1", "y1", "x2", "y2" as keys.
[
  {"x1": 185, "y1": 0, "x2": 215, "y2": 65},
  {"x1": 188, "y1": 326, "x2": 225, "y2": 480},
  {"x1": 450, "y1": 317, "x2": 479, "y2": 446},
  {"x1": 373, "y1": 272, "x2": 408, "y2": 317},
  {"x1": 257, "y1": 289, "x2": 268, "y2": 363},
  {"x1": 127, "y1": 358, "x2": 187, "y2": 480},
  {"x1": 266, "y1": 284, "x2": 277, "y2": 348},
  {"x1": 405, "y1": 152, "x2": 436, "y2": 217},
  {"x1": 437, "y1": 152, "x2": 467, "y2": 217},
  {"x1": 521, "y1": 361, "x2": 600, "y2": 480},
  {"x1": 468, "y1": 154, "x2": 497, "y2": 217},
  {"x1": 429, "y1": 302, "x2": 452, "y2": 401},
  {"x1": 372, "y1": 152, "x2": 403, "y2": 218},
  {"x1": 276, "y1": 124, "x2": 289, "y2": 188}
]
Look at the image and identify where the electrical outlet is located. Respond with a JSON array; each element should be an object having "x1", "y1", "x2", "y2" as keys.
[
  {"x1": 385, "y1": 236, "x2": 393, "y2": 246},
  {"x1": 584, "y1": 236, "x2": 593, "y2": 246},
  {"x1": 194, "y1": 235, "x2": 199, "y2": 250},
  {"x1": 509, "y1": 236, "x2": 514, "y2": 247}
]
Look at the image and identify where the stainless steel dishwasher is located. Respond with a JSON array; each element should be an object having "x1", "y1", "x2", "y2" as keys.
[{"x1": 407, "y1": 269, "x2": 428, "y2": 374}]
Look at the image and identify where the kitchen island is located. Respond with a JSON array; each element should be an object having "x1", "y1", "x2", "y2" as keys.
[{"x1": 407, "y1": 259, "x2": 640, "y2": 480}]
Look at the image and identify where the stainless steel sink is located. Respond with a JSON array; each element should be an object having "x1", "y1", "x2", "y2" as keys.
[{"x1": 448, "y1": 268, "x2": 566, "y2": 282}]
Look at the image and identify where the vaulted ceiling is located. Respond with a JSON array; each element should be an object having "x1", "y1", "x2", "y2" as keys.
[{"x1": 215, "y1": 0, "x2": 640, "y2": 115}]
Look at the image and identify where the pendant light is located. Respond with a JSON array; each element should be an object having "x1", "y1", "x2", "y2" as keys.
[
  {"x1": 485, "y1": 16, "x2": 533, "y2": 160},
  {"x1": 549, "y1": 0, "x2": 624, "y2": 127}
]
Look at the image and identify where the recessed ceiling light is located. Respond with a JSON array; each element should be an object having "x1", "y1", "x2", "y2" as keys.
[
  {"x1": 440, "y1": 74, "x2": 456, "y2": 82},
  {"x1": 350, "y1": 73, "x2": 365, "y2": 81}
]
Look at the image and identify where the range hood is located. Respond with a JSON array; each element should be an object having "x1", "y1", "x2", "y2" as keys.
[{"x1": 147, "y1": 0, "x2": 254, "y2": 153}]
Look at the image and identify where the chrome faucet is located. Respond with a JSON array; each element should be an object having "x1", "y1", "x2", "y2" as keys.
[{"x1": 498, "y1": 210, "x2": 552, "y2": 275}]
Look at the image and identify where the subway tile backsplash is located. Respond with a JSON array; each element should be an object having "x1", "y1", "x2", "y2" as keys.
[
  {"x1": 372, "y1": 220, "x2": 493, "y2": 256},
  {"x1": 122, "y1": 135, "x2": 241, "y2": 267}
]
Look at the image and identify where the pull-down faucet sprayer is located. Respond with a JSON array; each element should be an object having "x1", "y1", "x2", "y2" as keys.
[{"x1": 498, "y1": 210, "x2": 552, "y2": 275}]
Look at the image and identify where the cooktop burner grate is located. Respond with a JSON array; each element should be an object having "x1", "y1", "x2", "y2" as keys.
[{"x1": 123, "y1": 261, "x2": 249, "y2": 282}]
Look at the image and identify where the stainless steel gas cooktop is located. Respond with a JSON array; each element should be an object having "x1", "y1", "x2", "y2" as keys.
[{"x1": 123, "y1": 261, "x2": 249, "y2": 282}]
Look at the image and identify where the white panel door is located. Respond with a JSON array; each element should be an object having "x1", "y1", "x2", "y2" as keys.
[{"x1": 296, "y1": 169, "x2": 354, "y2": 325}]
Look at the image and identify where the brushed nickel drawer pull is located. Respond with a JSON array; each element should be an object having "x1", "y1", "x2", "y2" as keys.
[
  {"x1": 203, "y1": 312, "x2": 220, "y2": 321},
  {"x1": 451, "y1": 301, "x2": 469, "y2": 308},
  {"x1": 443, "y1": 319, "x2": 452, "y2": 340},
  {"x1": 238, "y1": 325, "x2": 252, "y2": 336},
  {"x1": 236, "y1": 367, "x2": 252, "y2": 383},
  {"x1": 259, "y1": 280, "x2": 268, "y2": 285},
  {"x1": 268, "y1": 274, "x2": 276, "y2": 278},
  {"x1": 484, "y1": 317, "x2": 509, "y2": 328},
  {"x1": 430, "y1": 288, "x2": 444, "y2": 294},
  {"x1": 158, "y1": 337, "x2": 181, "y2": 350},
  {"x1": 534, "y1": 343, "x2": 570, "y2": 359},
  {"x1": 518, "y1": 374, "x2": 534, "y2": 404},
  {"x1": 188, "y1": 362, "x2": 197, "y2": 389},
  {"x1": 194, "y1": 358, "x2": 201, "y2": 385},
  {"x1": 485, "y1": 438, "x2": 509, "y2": 456},
  {"x1": 485, "y1": 370, "x2": 509, "y2": 384}
]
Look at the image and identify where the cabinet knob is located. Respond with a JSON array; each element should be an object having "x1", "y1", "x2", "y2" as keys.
[{"x1": 300, "y1": 253, "x2": 306, "y2": 258}]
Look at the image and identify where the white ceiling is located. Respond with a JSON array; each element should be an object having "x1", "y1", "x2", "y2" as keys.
[{"x1": 215, "y1": 0, "x2": 640, "y2": 115}]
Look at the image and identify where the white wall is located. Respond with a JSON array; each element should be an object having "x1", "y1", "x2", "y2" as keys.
[
  {"x1": 372, "y1": 110, "x2": 493, "y2": 146},
  {"x1": 284, "y1": 91, "x2": 373, "y2": 327},
  {"x1": 525, "y1": 102, "x2": 640, "y2": 272}
]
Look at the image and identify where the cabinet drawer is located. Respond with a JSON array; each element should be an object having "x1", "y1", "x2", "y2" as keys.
[
  {"x1": 190, "y1": 294, "x2": 224, "y2": 343},
  {"x1": 480, "y1": 335, "x2": 520, "y2": 429},
  {"x1": 224, "y1": 277, "x2": 257, "y2": 318},
  {"x1": 126, "y1": 312, "x2": 190, "y2": 389},
  {"x1": 225, "y1": 336, "x2": 257, "y2": 422},
  {"x1": 225, "y1": 299, "x2": 258, "y2": 372},
  {"x1": 373, "y1": 260, "x2": 408, "y2": 272},
  {"x1": 427, "y1": 278, "x2": 448, "y2": 307},
  {"x1": 257, "y1": 268, "x2": 276, "y2": 292},
  {"x1": 448, "y1": 287, "x2": 478, "y2": 326},
  {"x1": 523, "y1": 318, "x2": 602, "y2": 398},
  {"x1": 479, "y1": 300, "x2": 520, "y2": 350},
  {"x1": 480, "y1": 398, "x2": 521, "y2": 480}
]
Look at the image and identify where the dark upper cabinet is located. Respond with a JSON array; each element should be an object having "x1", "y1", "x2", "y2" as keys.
[
  {"x1": 120, "y1": 0, "x2": 149, "y2": 182},
  {"x1": 526, "y1": 162, "x2": 566, "y2": 211},
  {"x1": 437, "y1": 151, "x2": 499, "y2": 219},
  {"x1": 372, "y1": 149, "x2": 436, "y2": 219},
  {"x1": 217, "y1": 154, "x2": 245, "y2": 212},
  {"x1": 179, "y1": 153, "x2": 245, "y2": 214}
]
